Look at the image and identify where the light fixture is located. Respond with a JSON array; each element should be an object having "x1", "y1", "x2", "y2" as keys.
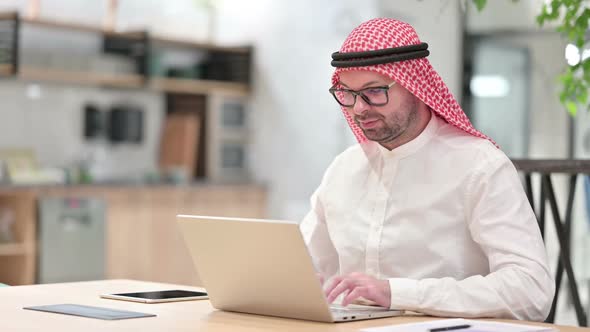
[
  {"x1": 470, "y1": 75, "x2": 510, "y2": 98},
  {"x1": 565, "y1": 43, "x2": 581, "y2": 66},
  {"x1": 26, "y1": 84, "x2": 42, "y2": 100}
]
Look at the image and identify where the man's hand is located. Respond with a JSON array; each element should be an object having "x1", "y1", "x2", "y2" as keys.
[{"x1": 325, "y1": 272, "x2": 391, "y2": 308}]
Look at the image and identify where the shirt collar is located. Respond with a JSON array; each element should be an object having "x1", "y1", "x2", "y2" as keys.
[{"x1": 376, "y1": 111, "x2": 439, "y2": 159}]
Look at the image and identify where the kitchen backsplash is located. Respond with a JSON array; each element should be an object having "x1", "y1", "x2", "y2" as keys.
[{"x1": 0, "y1": 80, "x2": 165, "y2": 182}]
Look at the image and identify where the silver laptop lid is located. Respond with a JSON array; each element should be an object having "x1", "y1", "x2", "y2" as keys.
[{"x1": 177, "y1": 215, "x2": 335, "y2": 322}]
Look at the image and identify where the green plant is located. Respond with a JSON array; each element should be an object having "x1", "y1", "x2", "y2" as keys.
[{"x1": 471, "y1": 0, "x2": 590, "y2": 116}]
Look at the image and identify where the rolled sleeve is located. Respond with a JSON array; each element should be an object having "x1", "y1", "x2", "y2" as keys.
[{"x1": 388, "y1": 278, "x2": 420, "y2": 310}]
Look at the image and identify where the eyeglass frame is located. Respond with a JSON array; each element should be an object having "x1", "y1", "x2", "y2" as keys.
[{"x1": 328, "y1": 81, "x2": 397, "y2": 107}]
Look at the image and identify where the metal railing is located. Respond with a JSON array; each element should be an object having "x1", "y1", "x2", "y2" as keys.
[{"x1": 512, "y1": 159, "x2": 589, "y2": 326}]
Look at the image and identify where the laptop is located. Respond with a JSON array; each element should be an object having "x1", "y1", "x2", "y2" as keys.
[{"x1": 176, "y1": 215, "x2": 404, "y2": 322}]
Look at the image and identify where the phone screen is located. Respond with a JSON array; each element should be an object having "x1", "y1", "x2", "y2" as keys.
[{"x1": 112, "y1": 290, "x2": 207, "y2": 300}]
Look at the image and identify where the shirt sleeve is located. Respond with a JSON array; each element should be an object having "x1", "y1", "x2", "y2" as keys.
[
  {"x1": 388, "y1": 155, "x2": 555, "y2": 321},
  {"x1": 300, "y1": 159, "x2": 340, "y2": 280}
]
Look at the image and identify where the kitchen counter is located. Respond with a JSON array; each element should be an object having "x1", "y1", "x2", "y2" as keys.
[{"x1": 0, "y1": 183, "x2": 267, "y2": 286}]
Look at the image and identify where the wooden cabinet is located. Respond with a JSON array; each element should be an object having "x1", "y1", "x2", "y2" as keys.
[
  {"x1": 0, "y1": 193, "x2": 36, "y2": 285},
  {"x1": 0, "y1": 184, "x2": 266, "y2": 286},
  {"x1": 103, "y1": 185, "x2": 266, "y2": 287}
]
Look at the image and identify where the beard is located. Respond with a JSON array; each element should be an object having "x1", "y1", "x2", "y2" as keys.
[{"x1": 354, "y1": 96, "x2": 419, "y2": 144}]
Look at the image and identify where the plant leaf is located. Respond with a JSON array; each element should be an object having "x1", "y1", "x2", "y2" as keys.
[
  {"x1": 566, "y1": 101, "x2": 578, "y2": 116},
  {"x1": 471, "y1": 0, "x2": 487, "y2": 11},
  {"x1": 579, "y1": 89, "x2": 588, "y2": 105}
]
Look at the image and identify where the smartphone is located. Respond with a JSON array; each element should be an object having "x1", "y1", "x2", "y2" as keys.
[{"x1": 100, "y1": 290, "x2": 208, "y2": 303}]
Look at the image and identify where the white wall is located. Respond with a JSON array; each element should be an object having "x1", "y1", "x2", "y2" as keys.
[
  {"x1": 378, "y1": 0, "x2": 464, "y2": 99},
  {"x1": 466, "y1": 0, "x2": 558, "y2": 33},
  {"x1": 213, "y1": 0, "x2": 369, "y2": 219},
  {"x1": 0, "y1": 81, "x2": 164, "y2": 181}
]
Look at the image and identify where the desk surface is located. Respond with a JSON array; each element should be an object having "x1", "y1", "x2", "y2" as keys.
[{"x1": 0, "y1": 279, "x2": 583, "y2": 331}]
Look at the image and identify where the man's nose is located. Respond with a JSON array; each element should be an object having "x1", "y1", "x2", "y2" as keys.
[{"x1": 351, "y1": 95, "x2": 369, "y2": 116}]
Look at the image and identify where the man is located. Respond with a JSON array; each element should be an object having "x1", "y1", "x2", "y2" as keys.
[{"x1": 300, "y1": 18, "x2": 554, "y2": 321}]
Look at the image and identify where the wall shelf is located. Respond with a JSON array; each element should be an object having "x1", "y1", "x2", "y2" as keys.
[
  {"x1": 1, "y1": 65, "x2": 249, "y2": 95},
  {"x1": 150, "y1": 77, "x2": 249, "y2": 97},
  {"x1": 151, "y1": 36, "x2": 251, "y2": 54},
  {"x1": 23, "y1": 16, "x2": 107, "y2": 34},
  {"x1": 17, "y1": 14, "x2": 248, "y2": 52},
  {"x1": 0, "y1": 11, "x2": 252, "y2": 95},
  {"x1": 19, "y1": 13, "x2": 145, "y2": 40},
  {"x1": 19, "y1": 67, "x2": 145, "y2": 89}
]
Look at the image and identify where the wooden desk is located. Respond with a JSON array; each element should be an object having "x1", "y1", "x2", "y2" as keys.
[{"x1": 0, "y1": 280, "x2": 582, "y2": 331}]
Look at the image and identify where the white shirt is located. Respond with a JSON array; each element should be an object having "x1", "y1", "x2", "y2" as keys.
[{"x1": 300, "y1": 114, "x2": 554, "y2": 321}]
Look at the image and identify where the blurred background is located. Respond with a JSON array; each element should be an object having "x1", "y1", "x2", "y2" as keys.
[{"x1": 0, "y1": 0, "x2": 588, "y2": 327}]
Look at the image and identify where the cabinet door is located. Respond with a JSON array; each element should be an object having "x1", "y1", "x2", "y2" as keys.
[
  {"x1": 105, "y1": 186, "x2": 266, "y2": 286},
  {"x1": 0, "y1": 193, "x2": 36, "y2": 285},
  {"x1": 38, "y1": 197, "x2": 105, "y2": 284}
]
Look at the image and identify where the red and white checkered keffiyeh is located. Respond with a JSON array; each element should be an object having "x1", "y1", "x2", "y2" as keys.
[{"x1": 332, "y1": 18, "x2": 495, "y2": 146}]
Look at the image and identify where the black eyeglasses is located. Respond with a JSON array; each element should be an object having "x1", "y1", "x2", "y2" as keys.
[{"x1": 329, "y1": 81, "x2": 396, "y2": 107}]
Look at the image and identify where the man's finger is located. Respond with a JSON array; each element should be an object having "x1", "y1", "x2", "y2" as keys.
[
  {"x1": 342, "y1": 286, "x2": 366, "y2": 306},
  {"x1": 323, "y1": 276, "x2": 343, "y2": 296},
  {"x1": 326, "y1": 279, "x2": 352, "y2": 303}
]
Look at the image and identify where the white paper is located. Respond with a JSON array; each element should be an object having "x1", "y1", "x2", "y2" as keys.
[{"x1": 360, "y1": 318, "x2": 557, "y2": 332}]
